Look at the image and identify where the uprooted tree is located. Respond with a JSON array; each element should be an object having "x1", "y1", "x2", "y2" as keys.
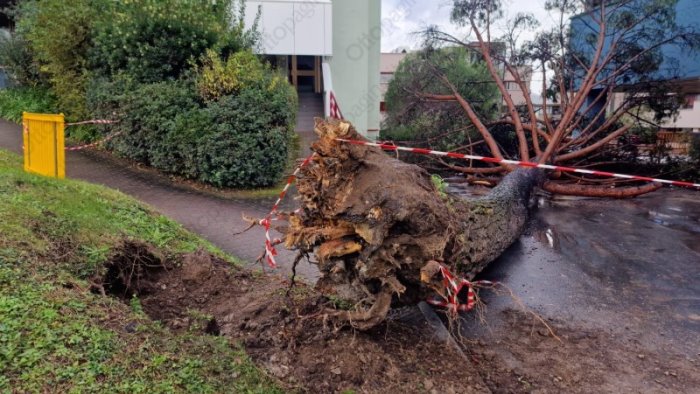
[
  {"x1": 262, "y1": 1, "x2": 699, "y2": 331},
  {"x1": 386, "y1": 0, "x2": 699, "y2": 197},
  {"x1": 279, "y1": 119, "x2": 543, "y2": 330}
]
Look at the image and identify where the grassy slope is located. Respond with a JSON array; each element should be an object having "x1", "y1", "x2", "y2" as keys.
[{"x1": 0, "y1": 149, "x2": 280, "y2": 393}]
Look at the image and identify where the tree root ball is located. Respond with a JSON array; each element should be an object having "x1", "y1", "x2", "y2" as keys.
[{"x1": 285, "y1": 119, "x2": 543, "y2": 329}]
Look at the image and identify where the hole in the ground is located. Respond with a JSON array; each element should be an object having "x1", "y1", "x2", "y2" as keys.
[
  {"x1": 91, "y1": 241, "x2": 227, "y2": 336},
  {"x1": 95, "y1": 240, "x2": 167, "y2": 299},
  {"x1": 205, "y1": 318, "x2": 221, "y2": 336}
]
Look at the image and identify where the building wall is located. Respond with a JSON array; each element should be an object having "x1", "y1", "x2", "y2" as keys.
[
  {"x1": 245, "y1": 0, "x2": 332, "y2": 56},
  {"x1": 571, "y1": 0, "x2": 700, "y2": 134},
  {"x1": 663, "y1": 94, "x2": 700, "y2": 131},
  {"x1": 571, "y1": 0, "x2": 700, "y2": 85},
  {"x1": 503, "y1": 66, "x2": 532, "y2": 107},
  {"x1": 245, "y1": 0, "x2": 381, "y2": 137},
  {"x1": 327, "y1": 0, "x2": 381, "y2": 137},
  {"x1": 609, "y1": 90, "x2": 700, "y2": 131},
  {"x1": 379, "y1": 52, "x2": 407, "y2": 119}
]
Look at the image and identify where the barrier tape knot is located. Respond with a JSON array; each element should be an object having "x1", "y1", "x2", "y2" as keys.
[{"x1": 427, "y1": 263, "x2": 497, "y2": 315}]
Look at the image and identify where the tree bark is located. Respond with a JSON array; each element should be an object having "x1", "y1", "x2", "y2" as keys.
[{"x1": 285, "y1": 119, "x2": 543, "y2": 329}]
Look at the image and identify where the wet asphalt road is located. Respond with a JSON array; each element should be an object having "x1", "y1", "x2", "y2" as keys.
[{"x1": 451, "y1": 183, "x2": 700, "y2": 358}]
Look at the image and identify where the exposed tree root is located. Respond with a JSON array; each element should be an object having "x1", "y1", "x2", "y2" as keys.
[
  {"x1": 542, "y1": 181, "x2": 663, "y2": 198},
  {"x1": 283, "y1": 119, "x2": 544, "y2": 329}
]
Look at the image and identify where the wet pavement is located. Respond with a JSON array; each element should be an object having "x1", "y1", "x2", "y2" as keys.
[{"x1": 450, "y1": 183, "x2": 700, "y2": 359}]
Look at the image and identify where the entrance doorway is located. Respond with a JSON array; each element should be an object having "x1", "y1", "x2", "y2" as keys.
[{"x1": 290, "y1": 55, "x2": 322, "y2": 94}]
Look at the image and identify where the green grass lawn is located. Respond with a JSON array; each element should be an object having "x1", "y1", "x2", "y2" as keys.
[{"x1": 0, "y1": 149, "x2": 280, "y2": 393}]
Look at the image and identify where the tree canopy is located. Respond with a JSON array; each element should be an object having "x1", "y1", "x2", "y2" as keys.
[{"x1": 382, "y1": 47, "x2": 501, "y2": 152}]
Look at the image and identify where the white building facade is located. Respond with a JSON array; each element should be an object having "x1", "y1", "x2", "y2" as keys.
[{"x1": 245, "y1": 0, "x2": 381, "y2": 137}]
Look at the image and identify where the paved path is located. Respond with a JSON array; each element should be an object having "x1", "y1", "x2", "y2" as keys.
[{"x1": 0, "y1": 119, "x2": 319, "y2": 282}]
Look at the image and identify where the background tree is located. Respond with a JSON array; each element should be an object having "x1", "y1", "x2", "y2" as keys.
[
  {"x1": 417, "y1": 0, "x2": 699, "y2": 197},
  {"x1": 381, "y1": 48, "x2": 500, "y2": 155}
]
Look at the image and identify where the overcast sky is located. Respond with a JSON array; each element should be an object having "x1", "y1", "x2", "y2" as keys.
[
  {"x1": 381, "y1": 0, "x2": 559, "y2": 90},
  {"x1": 381, "y1": 0, "x2": 556, "y2": 52}
]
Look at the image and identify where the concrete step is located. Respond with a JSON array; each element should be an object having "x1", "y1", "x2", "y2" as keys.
[{"x1": 295, "y1": 92, "x2": 324, "y2": 157}]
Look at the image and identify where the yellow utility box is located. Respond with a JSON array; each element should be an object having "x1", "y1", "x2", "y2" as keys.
[{"x1": 22, "y1": 112, "x2": 65, "y2": 179}]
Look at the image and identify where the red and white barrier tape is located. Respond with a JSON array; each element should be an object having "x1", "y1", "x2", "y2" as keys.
[
  {"x1": 259, "y1": 153, "x2": 316, "y2": 268},
  {"x1": 427, "y1": 263, "x2": 496, "y2": 315},
  {"x1": 258, "y1": 93, "x2": 343, "y2": 268},
  {"x1": 329, "y1": 91, "x2": 344, "y2": 120},
  {"x1": 65, "y1": 119, "x2": 118, "y2": 127},
  {"x1": 65, "y1": 131, "x2": 123, "y2": 152},
  {"x1": 335, "y1": 138, "x2": 700, "y2": 189}
]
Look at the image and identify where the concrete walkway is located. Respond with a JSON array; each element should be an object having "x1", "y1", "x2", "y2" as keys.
[{"x1": 0, "y1": 119, "x2": 318, "y2": 282}]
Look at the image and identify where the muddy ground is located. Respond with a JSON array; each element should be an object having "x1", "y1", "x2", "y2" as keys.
[{"x1": 101, "y1": 244, "x2": 488, "y2": 392}]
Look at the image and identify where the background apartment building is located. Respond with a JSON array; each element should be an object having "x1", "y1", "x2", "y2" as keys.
[{"x1": 572, "y1": 0, "x2": 700, "y2": 139}]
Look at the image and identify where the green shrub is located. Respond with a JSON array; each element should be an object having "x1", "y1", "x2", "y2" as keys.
[
  {"x1": 0, "y1": 87, "x2": 57, "y2": 124},
  {"x1": 15, "y1": 0, "x2": 106, "y2": 120},
  {"x1": 0, "y1": 35, "x2": 43, "y2": 87},
  {"x1": 89, "y1": 0, "x2": 253, "y2": 84},
  {"x1": 89, "y1": 73, "x2": 297, "y2": 188},
  {"x1": 197, "y1": 85, "x2": 296, "y2": 188},
  {"x1": 12, "y1": 0, "x2": 295, "y2": 189},
  {"x1": 95, "y1": 79, "x2": 200, "y2": 164},
  {"x1": 196, "y1": 50, "x2": 267, "y2": 102}
]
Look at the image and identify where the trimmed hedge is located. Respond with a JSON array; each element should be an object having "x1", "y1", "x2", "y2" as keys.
[{"x1": 89, "y1": 73, "x2": 297, "y2": 188}]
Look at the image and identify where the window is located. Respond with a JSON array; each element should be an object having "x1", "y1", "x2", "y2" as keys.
[
  {"x1": 505, "y1": 81, "x2": 519, "y2": 90},
  {"x1": 682, "y1": 94, "x2": 697, "y2": 110},
  {"x1": 380, "y1": 73, "x2": 393, "y2": 84}
]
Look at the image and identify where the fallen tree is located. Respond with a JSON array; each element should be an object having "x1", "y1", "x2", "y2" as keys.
[{"x1": 283, "y1": 119, "x2": 543, "y2": 330}]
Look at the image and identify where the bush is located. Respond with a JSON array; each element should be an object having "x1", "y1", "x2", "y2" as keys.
[
  {"x1": 93, "y1": 79, "x2": 199, "y2": 164},
  {"x1": 11, "y1": 0, "x2": 296, "y2": 189},
  {"x1": 0, "y1": 35, "x2": 43, "y2": 87},
  {"x1": 89, "y1": 0, "x2": 252, "y2": 84},
  {"x1": 197, "y1": 85, "x2": 296, "y2": 187},
  {"x1": 15, "y1": 0, "x2": 106, "y2": 120},
  {"x1": 90, "y1": 71, "x2": 297, "y2": 188},
  {"x1": 196, "y1": 50, "x2": 266, "y2": 102},
  {"x1": 0, "y1": 87, "x2": 57, "y2": 124}
]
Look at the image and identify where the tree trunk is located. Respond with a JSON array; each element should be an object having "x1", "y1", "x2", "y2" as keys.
[{"x1": 285, "y1": 119, "x2": 543, "y2": 329}]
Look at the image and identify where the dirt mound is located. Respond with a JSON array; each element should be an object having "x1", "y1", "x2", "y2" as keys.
[
  {"x1": 463, "y1": 309, "x2": 700, "y2": 393},
  {"x1": 93, "y1": 241, "x2": 487, "y2": 392}
]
